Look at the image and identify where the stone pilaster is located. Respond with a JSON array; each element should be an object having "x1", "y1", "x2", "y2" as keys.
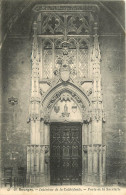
[
  {"x1": 85, "y1": 145, "x2": 106, "y2": 185},
  {"x1": 82, "y1": 146, "x2": 88, "y2": 184},
  {"x1": 26, "y1": 145, "x2": 49, "y2": 186},
  {"x1": 29, "y1": 21, "x2": 41, "y2": 145},
  {"x1": 86, "y1": 24, "x2": 106, "y2": 185},
  {"x1": 87, "y1": 145, "x2": 93, "y2": 183},
  {"x1": 27, "y1": 22, "x2": 42, "y2": 186},
  {"x1": 91, "y1": 31, "x2": 103, "y2": 145}
]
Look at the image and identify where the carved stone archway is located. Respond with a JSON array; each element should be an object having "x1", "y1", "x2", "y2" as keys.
[{"x1": 42, "y1": 82, "x2": 90, "y2": 122}]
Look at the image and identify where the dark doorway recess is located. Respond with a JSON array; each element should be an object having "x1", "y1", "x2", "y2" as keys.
[{"x1": 50, "y1": 123, "x2": 82, "y2": 185}]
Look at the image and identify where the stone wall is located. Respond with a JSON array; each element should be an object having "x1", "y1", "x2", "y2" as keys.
[
  {"x1": 100, "y1": 34, "x2": 126, "y2": 185},
  {"x1": 1, "y1": 37, "x2": 31, "y2": 179}
]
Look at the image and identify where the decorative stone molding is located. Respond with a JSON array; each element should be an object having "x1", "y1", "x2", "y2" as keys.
[
  {"x1": 27, "y1": 145, "x2": 49, "y2": 154},
  {"x1": 41, "y1": 79, "x2": 91, "y2": 106},
  {"x1": 30, "y1": 113, "x2": 40, "y2": 122},
  {"x1": 60, "y1": 65, "x2": 70, "y2": 82},
  {"x1": 92, "y1": 109, "x2": 103, "y2": 121},
  {"x1": 45, "y1": 146, "x2": 50, "y2": 154},
  {"x1": 102, "y1": 111, "x2": 106, "y2": 122},
  {"x1": 47, "y1": 91, "x2": 61, "y2": 109},
  {"x1": 83, "y1": 145, "x2": 88, "y2": 153},
  {"x1": 30, "y1": 97, "x2": 41, "y2": 103},
  {"x1": 33, "y1": 4, "x2": 100, "y2": 13},
  {"x1": 8, "y1": 96, "x2": 18, "y2": 105},
  {"x1": 82, "y1": 110, "x2": 91, "y2": 123},
  {"x1": 60, "y1": 93, "x2": 71, "y2": 102},
  {"x1": 82, "y1": 109, "x2": 105, "y2": 122},
  {"x1": 87, "y1": 88, "x2": 92, "y2": 96},
  {"x1": 43, "y1": 115, "x2": 50, "y2": 124},
  {"x1": 40, "y1": 145, "x2": 45, "y2": 153},
  {"x1": 40, "y1": 88, "x2": 45, "y2": 96}
]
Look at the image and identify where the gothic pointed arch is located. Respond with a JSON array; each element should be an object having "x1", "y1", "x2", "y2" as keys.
[{"x1": 41, "y1": 82, "x2": 91, "y2": 123}]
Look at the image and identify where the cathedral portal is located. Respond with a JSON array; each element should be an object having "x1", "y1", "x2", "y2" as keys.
[{"x1": 27, "y1": 4, "x2": 106, "y2": 186}]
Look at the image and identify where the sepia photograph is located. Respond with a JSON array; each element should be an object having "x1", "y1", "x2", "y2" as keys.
[{"x1": 0, "y1": 0, "x2": 125, "y2": 194}]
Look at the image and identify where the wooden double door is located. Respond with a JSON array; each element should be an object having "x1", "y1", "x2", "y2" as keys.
[{"x1": 50, "y1": 123, "x2": 82, "y2": 185}]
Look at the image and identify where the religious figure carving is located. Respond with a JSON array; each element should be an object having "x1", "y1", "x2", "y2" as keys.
[{"x1": 62, "y1": 104, "x2": 70, "y2": 117}]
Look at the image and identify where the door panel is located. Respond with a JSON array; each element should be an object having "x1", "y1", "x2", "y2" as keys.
[{"x1": 50, "y1": 123, "x2": 82, "y2": 185}]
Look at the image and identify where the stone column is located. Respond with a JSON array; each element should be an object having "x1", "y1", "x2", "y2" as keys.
[
  {"x1": 92, "y1": 145, "x2": 99, "y2": 183},
  {"x1": 35, "y1": 120, "x2": 40, "y2": 145},
  {"x1": 27, "y1": 146, "x2": 31, "y2": 174},
  {"x1": 102, "y1": 146, "x2": 106, "y2": 183},
  {"x1": 34, "y1": 146, "x2": 40, "y2": 184},
  {"x1": 35, "y1": 146, "x2": 40, "y2": 173},
  {"x1": 39, "y1": 146, "x2": 45, "y2": 185},
  {"x1": 27, "y1": 22, "x2": 42, "y2": 186},
  {"x1": 82, "y1": 123, "x2": 88, "y2": 145},
  {"x1": 82, "y1": 146, "x2": 88, "y2": 184},
  {"x1": 40, "y1": 146, "x2": 45, "y2": 174},
  {"x1": 44, "y1": 123, "x2": 50, "y2": 145},
  {"x1": 43, "y1": 123, "x2": 50, "y2": 185},
  {"x1": 30, "y1": 120, "x2": 36, "y2": 144},
  {"x1": 99, "y1": 145, "x2": 103, "y2": 185},
  {"x1": 87, "y1": 146, "x2": 93, "y2": 183},
  {"x1": 88, "y1": 122, "x2": 92, "y2": 145},
  {"x1": 82, "y1": 122, "x2": 89, "y2": 184},
  {"x1": 40, "y1": 120, "x2": 44, "y2": 145},
  {"x1": 91, "y1": 118, "x2": 96, "y2": 144},
  {"x1": 30, "y1": 146, "x2": 34, "y2": 174},
  {"x1": 89, "y1": 26, "x2": 106, "y2": 185}
]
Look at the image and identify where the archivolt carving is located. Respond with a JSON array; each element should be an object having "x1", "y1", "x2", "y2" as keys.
[
  {"x1": 42, "y1": 83, "x2": 91, "y2": 123},
  {"x1": 48, "y1": 91, "x2": 85, "y2": 111},
  {"x1": 42, "y1": 81, "x2": 90, "y2": 104}
]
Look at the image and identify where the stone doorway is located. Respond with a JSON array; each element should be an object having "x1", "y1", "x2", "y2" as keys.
[
  {"x1": 50, "y1": 123, "x2": 82, "y2": 185},
  {"x1": 27, "y1": 4, "x2": 106, "y2": 186}
]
